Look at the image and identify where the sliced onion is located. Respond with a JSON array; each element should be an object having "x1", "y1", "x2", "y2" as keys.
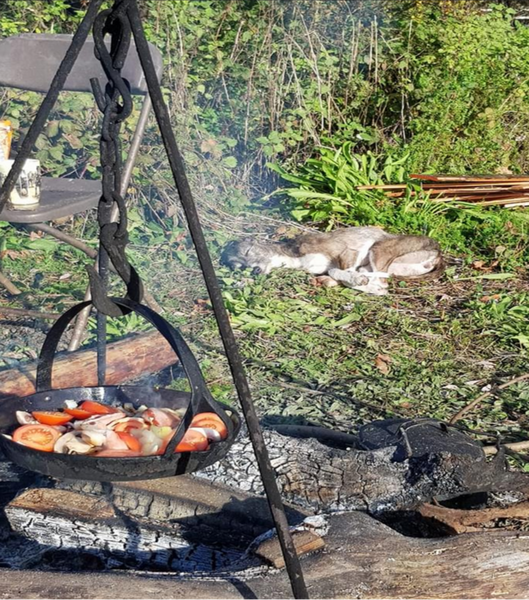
[
  {"x1": 150, "y1": 425, "x2": 173, "y2": 440},
  {"x1": 132, "y1": 429, "x2": 162, "y2": 456},
  {"x1": 75, "y1": 412, "x2": 126, "y2": 430},
  {"x1": 161, "y1": 407, "x2": 186, "y2": 419},
  {"x1": 103, "y1": 430, "x2": 129, "y2": 451},
  {"x1": 142, "y1": 408, "x2": 179, "y2": 428},
  {"x1": 16, "y1": 411, "x2": 38, "y2": 425},
  {"x1": 190, "y1": 426, "x2": 222, "y2": 443}
]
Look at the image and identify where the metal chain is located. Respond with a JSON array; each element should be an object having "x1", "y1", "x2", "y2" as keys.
[{"x1": 88, "y1": 0, "x2": 143, "y2": 320}]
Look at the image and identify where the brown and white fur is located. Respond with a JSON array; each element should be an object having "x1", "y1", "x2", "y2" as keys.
[{"x1": 221, "y1": 227, "x2": 444, "y2": 295}]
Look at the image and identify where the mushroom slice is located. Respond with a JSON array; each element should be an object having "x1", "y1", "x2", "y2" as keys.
[
  {"x1": 80, "y1": 429, "x2": 107, "y2": 448},
  {"x1": 54, "y1": 432, "x2": 93, "y2": 455}
]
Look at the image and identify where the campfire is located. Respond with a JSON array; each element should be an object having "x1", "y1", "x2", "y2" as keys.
[{"x1": 2, "y1": 416, "x2": 529, "y2": 598}]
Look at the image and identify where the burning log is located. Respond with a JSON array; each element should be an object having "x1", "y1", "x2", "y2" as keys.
[{"x1": 0, "y1": 330, "x2": 175, "y2": 399}]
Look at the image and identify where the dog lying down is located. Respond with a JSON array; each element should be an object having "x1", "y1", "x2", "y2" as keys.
[{"x1": 221, "y1": 226, "x2": 444, "y2": 295}]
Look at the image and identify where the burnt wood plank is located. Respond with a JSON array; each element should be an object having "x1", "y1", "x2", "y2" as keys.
[{"x1": 5, "y1": 488, "x2": 245, "y2": 572}]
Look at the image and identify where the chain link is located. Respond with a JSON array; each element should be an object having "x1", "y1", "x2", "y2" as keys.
[{"x1": 88, "y1": 0, "x2": 143, "y2": 318}]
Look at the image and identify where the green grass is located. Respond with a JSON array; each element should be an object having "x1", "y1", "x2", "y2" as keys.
[
  {"x1": 3, "y1": 220, "x2": 529, "y2": 450},
  {"x1": 183, "y1": 262, "x2": 529, "y2": 444}
]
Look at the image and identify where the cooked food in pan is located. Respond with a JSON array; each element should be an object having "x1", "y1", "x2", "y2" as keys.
[{"x1": 6, "y1": 400, "x2": 229, "y2": 456}]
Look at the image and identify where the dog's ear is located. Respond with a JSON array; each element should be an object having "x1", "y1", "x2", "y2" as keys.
[{"x1": 337, "y1": 248, "x2": 359, "y2": 270}]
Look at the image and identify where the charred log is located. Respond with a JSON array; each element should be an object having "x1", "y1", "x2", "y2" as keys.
[{"x1": 195, "y1": 427, "x2": 529, "y2": 513}]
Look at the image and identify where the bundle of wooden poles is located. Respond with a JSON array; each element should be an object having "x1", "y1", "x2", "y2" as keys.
[{"x1": 357, "y1": 174, "x2": 529, "y2": 208}]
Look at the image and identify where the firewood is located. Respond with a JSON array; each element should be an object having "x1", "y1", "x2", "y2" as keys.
[
  {"x1": 356, "y1": 174, "x2": 529, "y2": 209},
  {"x1": 0, "y1": 330, "x2": 175, "y2": 398},
  {"x1": 254, "y1": 529, "x2": 325, "y2": 568},
  {"x1": 4, "y1": 498, "x2": 529, "y2": 599},
  {"x1": 418, "y1": 501, "x2": 529, "y2": 534}
]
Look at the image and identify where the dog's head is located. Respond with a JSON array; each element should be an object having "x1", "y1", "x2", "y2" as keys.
[{"x1": 220, "y1": 239, "x2": 278, "y2": 275}]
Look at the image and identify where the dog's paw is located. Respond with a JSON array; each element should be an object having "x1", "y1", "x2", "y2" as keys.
[{"x1": 310, "y1": 275, "x2": 339, "y2": 288}]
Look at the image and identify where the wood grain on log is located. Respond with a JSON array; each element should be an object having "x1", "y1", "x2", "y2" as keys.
[
  {"x1": 196, "y1": 429, "x2": 529, "y2": 513},
  {"x1": 3, "y1": 507, "x2": 529, "y2": 599},
  {"x1": 0, "y1": 331, "x2": 175, "y2": 398},
  {"x1": 6, "y1": 488, "x2": 244, "y2": 572}
]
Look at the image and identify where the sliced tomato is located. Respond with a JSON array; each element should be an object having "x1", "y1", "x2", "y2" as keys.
[
  {"x1": 94, "y1": 448, "x2": 141, "y2": 458},
  {"x1": 13, "y1": 424, "x2": 62, "y2": 452},
  {"x1": 32, "y1": 411, "x2": 73, "y2": 427},
  {"x1": 157, "y1": 429, "x2": 209, "y2": 455},
  {"x1": 191, "y1": 412, "x2": 228, "y2": 440},
  {"x1": 79, "y1": 401, "x2": 119, "y2": 415},
  {"x1": 64, "y1": 408, "x2": 92, "y2": 420},
  {"x1": 116, "y1": 431, "x2": 142, "y2": 452},
  {"x1": 114, "y1": 419, "x2": 145, "y2": 433}
]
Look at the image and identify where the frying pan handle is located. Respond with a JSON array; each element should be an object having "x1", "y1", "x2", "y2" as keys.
[{"x1": 35, "y1": 299, "x2": 215, "y2": 419}]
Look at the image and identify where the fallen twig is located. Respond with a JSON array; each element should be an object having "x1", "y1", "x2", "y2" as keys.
[
  {"x1": 0, "y1": 272, "x2": 21, "y2": 295},
  {"x1": 449, "y1": 373, "x2": 529, "y2": 424},
  {"x1": 0, "y1": 306, "x2": 59, "y2": 320},
  {"x1": 484, "y1": 440, "x2": 529, "y2": 456}
]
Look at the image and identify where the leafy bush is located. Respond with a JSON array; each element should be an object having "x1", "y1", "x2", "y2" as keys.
[
  {"x1": 468, "y1": 293, "x2": 529, "y2": 348},
  {"x1": 401, "y1": 4, "x2": 529, "y2": 174}
]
